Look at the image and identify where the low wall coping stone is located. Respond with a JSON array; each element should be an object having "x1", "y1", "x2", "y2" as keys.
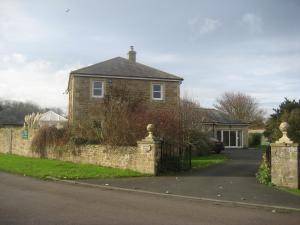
[{"x1": 270, "y1": 143, "x2": 299, "y2": 148}]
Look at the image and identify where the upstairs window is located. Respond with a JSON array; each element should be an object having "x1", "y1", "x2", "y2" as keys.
[
  {"x1": 92, "y1": 80, "x2": 104, "y2": 98},
  {"x1": 152, "y1": 84, "x2": 163, "y2": 100}
]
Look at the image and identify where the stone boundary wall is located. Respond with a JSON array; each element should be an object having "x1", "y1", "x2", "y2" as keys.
[
  {"x1": 270, "y1": 143, "x2": 299, "y2": 189},
  {"x1": 0, "y1": 127, "x2": 160, "y2": 175},
  {"x1": 270, "y1": 122, "x2": 299, "y2": 189}
]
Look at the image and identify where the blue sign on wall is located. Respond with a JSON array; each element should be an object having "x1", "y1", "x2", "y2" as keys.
[{"x1": 22, "y1": 130, "x2": 28, "y2": 140}]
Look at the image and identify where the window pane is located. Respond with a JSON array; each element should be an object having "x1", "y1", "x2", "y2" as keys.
[
  {"x1": 223, "y1": 131, "x2": 229, "y2": 146},
  {"x1": 217, "y1": 131, "x2": 221, "y2": 141},
  {"x1": 230, "y1": 131, "x2": 236, "y2": 147},
  {"x1": 93, "y1": 88, "x2": 102, "y2": 96},
  {"x1": 93, "y1": 81, "x2": 102, "y2": 89},
  {"x1": 153, "y1": 84, "x2": 161, "y2": 92},
  {"x1": 153, "y1": 91, "x2": 161, "y2": 99}
]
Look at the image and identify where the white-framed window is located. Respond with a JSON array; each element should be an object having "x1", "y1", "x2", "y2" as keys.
[
  {"x1": 92, "y1": 80, "x2": 104, "y2": 98},
  {"x1": 152, "y1": 83, "x2": 163, "y2": 100},
  {"x1": 216, "y1": 130, "x2": 243, "y2": 148}
]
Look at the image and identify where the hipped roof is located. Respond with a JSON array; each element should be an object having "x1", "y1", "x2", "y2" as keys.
[
  {"x1": 70, "y1": 57, "x2": 183, "y2": 81},
  {"x1": 199, "y1": 108, "x2": 249, "y2": 125}
]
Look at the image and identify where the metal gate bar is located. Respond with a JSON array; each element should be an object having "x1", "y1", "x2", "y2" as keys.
[{"x1": 158, "y1": 141, "x2": 191, "y2": 175}]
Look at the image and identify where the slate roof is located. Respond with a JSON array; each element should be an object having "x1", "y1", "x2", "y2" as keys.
[
  {"x1": 198, "y1": 108, "x2": 248, "y2": 125},
  {"x1": 70, "y1": 57, "x2": 183, "y2": 81}
]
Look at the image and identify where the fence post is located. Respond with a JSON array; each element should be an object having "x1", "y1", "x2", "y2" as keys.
[
  {"x1": 136, "y1": 124, "x2": 161, "y2": 175},
  {"x1": 270, "y1": 122, "x2": 299, "y2": 189}
]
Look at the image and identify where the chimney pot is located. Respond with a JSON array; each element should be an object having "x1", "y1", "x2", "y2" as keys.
[{"x1": 128, "y1": 46, "x2": 136, "y2": 63}]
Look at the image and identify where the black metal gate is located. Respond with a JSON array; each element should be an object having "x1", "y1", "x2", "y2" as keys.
[{"x1": 158, "y1": 141, "x2": 191, "y2": 175}]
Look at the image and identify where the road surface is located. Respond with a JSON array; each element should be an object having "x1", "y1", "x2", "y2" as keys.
[{"x1": 0, "y1": 172, "x2": 300, "y2": 225}]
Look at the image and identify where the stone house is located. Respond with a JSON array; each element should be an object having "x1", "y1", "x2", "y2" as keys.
[
  {"x1": 68, "y1": 47, "x2": 183, "y2": 125},
  {"x1": 199, "y1": 108, "x2": 249, "y2": 148}
]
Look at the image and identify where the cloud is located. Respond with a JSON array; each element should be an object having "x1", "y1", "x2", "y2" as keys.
[
  {"x1": 242, "y1": 13, "x2": 263, "y2": 34},
  {"x1": 178, "y1": 37, "x2": 300, "y2": 115},
  {"x1": 188, "y1": 17, "x2": 221, "y2": 39},
  {"x1": 141, "y1": 52, "x2": 181, "y2": 65},
  {"x1": 0, "y1": 1, "x2": 50, "y2": 43},
  {"x1": 0, "y1": 53, "x2": 84, "y2": 111}
]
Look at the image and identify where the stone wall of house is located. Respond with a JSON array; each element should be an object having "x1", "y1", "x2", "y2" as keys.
[
  {"x1": 68, "y1": 76, "x2": 75, "y2": 123},
  {"x1": 270, "y1": 143, "x2": 299, "y2": 189},
  {"x1": 69, "y1": 76, "x2": 181, "y2": 124},
  {"x1": 0, "y1": 127, "x2": 160, "y2": 175}
]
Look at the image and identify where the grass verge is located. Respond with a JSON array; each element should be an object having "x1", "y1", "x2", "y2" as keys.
[
  {"x1": 0, "y1": 153, "x2": 145, "y2": 179},
  {"x1": 278, "y1": 187, "x2": 300, "y2": 197},
  {"x1": 192, "y1": 154, "x2": 227, "y2": 169}
]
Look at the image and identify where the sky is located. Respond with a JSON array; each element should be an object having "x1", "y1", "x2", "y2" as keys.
[{"x1": 0, "y1": 0, "x2": 299, "y2": 115}]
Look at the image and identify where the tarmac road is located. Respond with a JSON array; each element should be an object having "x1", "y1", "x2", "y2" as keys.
[
  {"x1": 82, "y1": 149, "x2": 300, "y2": 209},
  {"x1": 1, "y1": 172, "x2": 300, "y2": 225}
]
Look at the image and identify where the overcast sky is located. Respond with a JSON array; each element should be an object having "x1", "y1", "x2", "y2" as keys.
[{"x1": 0, "y1": 0, "x2": 299, "y2": 114}]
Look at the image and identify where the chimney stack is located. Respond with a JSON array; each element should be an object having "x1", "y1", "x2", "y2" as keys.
[{"x1": 128, "y1": 46, "x2": 136, "y2": 63}]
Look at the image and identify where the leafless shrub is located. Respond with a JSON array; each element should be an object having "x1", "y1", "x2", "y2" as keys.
[
  {"x1": 180, "y1": 97, "x2": 211, "y2": 155},
  {"x1": 31, "y1": 126, "x2": 70, "y2": 158}
]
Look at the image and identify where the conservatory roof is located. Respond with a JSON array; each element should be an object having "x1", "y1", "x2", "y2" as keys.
[{"x1": 39, "y1": 111, "x2": 67, "y2": 122}]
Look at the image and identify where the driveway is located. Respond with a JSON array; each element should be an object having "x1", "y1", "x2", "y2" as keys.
[
  {"x1": 82, "y1": 149, "x2": 300, "y2": 209},
  {"x1": 1, "y1": 172, "x2": 300, "y2": 225}
]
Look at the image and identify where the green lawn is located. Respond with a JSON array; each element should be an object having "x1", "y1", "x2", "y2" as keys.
[
  {"x1": 278, "y1": 187, "x2": 300, "y2": 197},
  {"x1": 191, "y1": 154, "x2": 227, "y2": 169},
  {"x1": 0, "y1": 153, "x2": 144, "y2": 179}
]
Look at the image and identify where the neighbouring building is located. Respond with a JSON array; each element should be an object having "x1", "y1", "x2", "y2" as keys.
[
  {"x1": 68, "y1": 46, "x2": 183, "y2": 125},
  {"x1": 200, "y1": 108, "x2": 249, "y2": 148},
  {"x1": 248, "y1": 129, "x2": 269, "y2": 146},
  {"x1": 39, "y1": 111, "x2": 68, "y2": 129}
]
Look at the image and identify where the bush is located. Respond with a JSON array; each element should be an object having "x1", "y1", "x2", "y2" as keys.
[
  {"x1": 31, "y1": 126, "x2": 69, "y2": 158},
  {"x1": 264, "y1": 98, "x2": 300, "y2": 143},
  {"x1": 70, "y1": 136, "x2": 88, "y2": 145},
  {"x1": 186, "y1": 129, "x2": 212, "y2": 156},
  {"x1": 70, "y1": 120, "x2": 104, "y2": 145},
  {"x1": 256, "y1": 155, "x2": 271, "y2": 185},
  {"x1": 249, "y1": 133, "x2": 262, "y2": 147},
  {"x1": 61, "y1": 88, "x2": 210, "y2": 148},
  {"x1": 90, "y1": 84, "x2": 183, "y2": 146}
]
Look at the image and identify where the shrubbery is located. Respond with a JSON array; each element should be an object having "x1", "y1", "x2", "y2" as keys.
[
  {"x1": 31, "y1": 87, "x2": 212, "y2": 156},
  {"x1": 31, "y1": 126, "x2": 70, "y2": 157},
  {"x1": 72, "y1": 85, "x2": 183, "y2": 146},
  {"x1": 248, "y1": 133, "x2": 262, "y2": 147},
  {"x1": 264, "y1": 98, "x2": 300, "y2": 143},
  {"x1": 256, "y1": 155, "x2": 271, "y2": 185},
  {"x1": 183, "y1": 129, "x2": 211, "y2": 156}
]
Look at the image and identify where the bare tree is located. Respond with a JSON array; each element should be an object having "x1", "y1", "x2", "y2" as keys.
[
  {"x1": 179, "y1": 97, "x2": 214, "y2": 155},
  {"x1": 214, "y1": 92, "x2": 265, "y2": 125},
  {"x1": 0, "y1": 99, "x2": 64, "y2": 124},
  {"x1": 180, "y1": 97, "x2": 203, "y2": 132}
]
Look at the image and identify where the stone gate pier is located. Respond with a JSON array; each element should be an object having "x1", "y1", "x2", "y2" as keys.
[{"x1": 270, "y1": 122, "x2": 299, "y2": 189}]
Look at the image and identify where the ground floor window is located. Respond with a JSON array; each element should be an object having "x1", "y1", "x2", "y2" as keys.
[{"x1": 216, "y1": 130, "x2": 243, "y2": 148}]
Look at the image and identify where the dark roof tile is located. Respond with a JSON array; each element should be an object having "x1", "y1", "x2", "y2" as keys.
[
  {"x1": 198, "y1": 108, "x2": 248, "y2": 125},
  {"x1": 71, "y1": 57, "x2": 183, "y2": 81}
]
